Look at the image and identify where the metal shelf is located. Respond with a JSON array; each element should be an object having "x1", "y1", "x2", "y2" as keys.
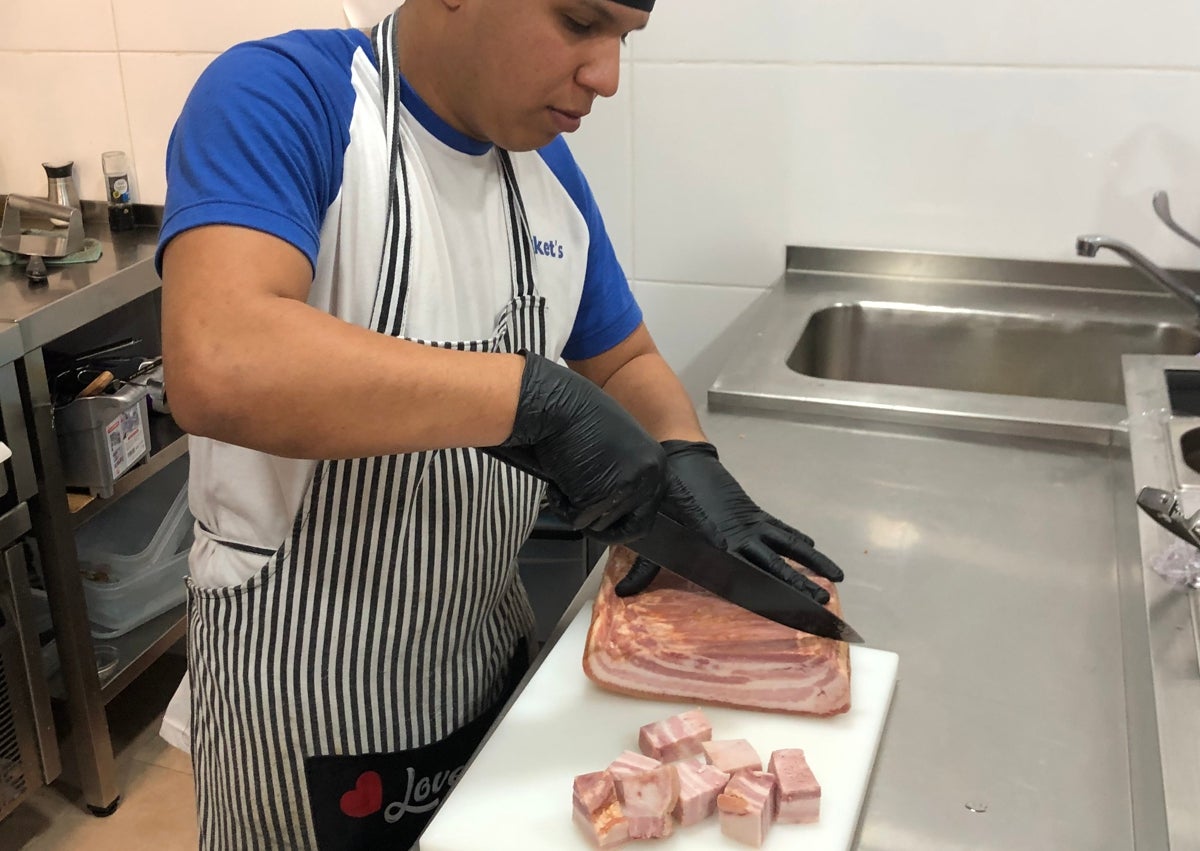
[
  {"x1": 67, "y1": 416, "x2": 188, "y2": 528},
  {"x1": 99, "y1": 606, "x2": 186, "y2": 704},
  {"x1": 48, "y1": 605, "x2": 186, "y2": 706}
]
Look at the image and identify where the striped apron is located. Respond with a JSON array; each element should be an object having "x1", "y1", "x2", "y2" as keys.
[{"x1": 187, "y1": 14, "x2": 545, "y2": 849}]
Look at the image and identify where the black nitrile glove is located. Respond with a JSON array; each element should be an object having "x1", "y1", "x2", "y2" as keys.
[
  {"x1": 489, "y1": 352, "x2": 667, "y2": 543},
  {"x1": 615, "y1": 440, "x2": 844, "y2": 603}
]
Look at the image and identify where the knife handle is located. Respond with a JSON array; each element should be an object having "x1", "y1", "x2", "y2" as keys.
[{"x1": 484, "y1": 446, "x2": 618, "y2": 533}]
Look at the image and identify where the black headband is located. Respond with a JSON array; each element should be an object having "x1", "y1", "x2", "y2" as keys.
[{"x1": 610, "y1": 0, "x2": 654, "y2": 10}]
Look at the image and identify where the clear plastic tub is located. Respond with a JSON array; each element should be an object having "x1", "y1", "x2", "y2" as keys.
[
  {"x1": 76, "y1": 457, "x2": 193, "y2": 638},
  {"x1": 83, "y1": 549, "x2": 190, "y2": 639},
  {"x1": 75, "y1": 456, "x2": 191, "y2": 583}
]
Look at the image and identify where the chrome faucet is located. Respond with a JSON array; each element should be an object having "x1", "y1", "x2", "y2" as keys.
[{"x1": 1075, "y1": 234, "x2": 1200, "y2": 316}]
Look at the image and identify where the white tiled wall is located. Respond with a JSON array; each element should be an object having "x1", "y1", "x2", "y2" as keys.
[
  {"x1": 0, "y1": 0, "x2": 347, "y2": 203},
  {"x1": 572, "y1": 0, "x2": 1200, "y2": 372},
  {"x1": 3, "y1": 1, "x2": 1199, "y2": 375}
]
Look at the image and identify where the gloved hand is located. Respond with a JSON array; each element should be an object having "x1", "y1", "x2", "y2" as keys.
[
  {"x1": 488, "y1": 352, "x2": 667, "y2": 543},
  {"x1": 614, "y1": 440, "x2": 844, "y2": 603}
]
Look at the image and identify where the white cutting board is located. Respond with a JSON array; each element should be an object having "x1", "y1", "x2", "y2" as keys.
[{"x1": 420, "y1": 602, "x2": 899, "y2": 851}]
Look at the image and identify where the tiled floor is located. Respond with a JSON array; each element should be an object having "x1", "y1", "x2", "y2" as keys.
[{"x1": 0, "y1": 652, "x2": 199, "y2": 850}]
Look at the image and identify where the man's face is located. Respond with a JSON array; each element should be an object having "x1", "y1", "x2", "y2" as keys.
[{"x1": 453, "y1": 0, "x2": 649, "y2": 151}]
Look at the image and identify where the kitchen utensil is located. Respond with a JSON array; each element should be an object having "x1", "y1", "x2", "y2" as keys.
[
  {"x1": 420, "y1": 602, "x2": 899, "y2": 851},
  {"x1": 0, "y1": 194, "x2": 85, "y2": 258},
  {"x1": 631, "y1": 513, "x2": 864, "y2": 643},
  {"x1": 1136, "y1": 486, "x2": 1200, "y2": 548},
  {"x1": 487, "y1": 446, "x2": 864, "y2": 643},
  {"x1": 25, "y1": 255, "x2": 48, "y2": 285},
  {"x1": 1152, "y1": 191, "x2": 1200, "y2": 251},
  {"x1": 73, "y1": 338, "x2": 142, "y2": 361},
  {"x1": 75, "y1": 371, "x2": 115, "y2": 400}
]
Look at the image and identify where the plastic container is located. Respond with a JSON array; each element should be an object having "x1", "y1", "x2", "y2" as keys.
[
  {"x1": 75, "y1": 456, "x2": 189, "y2": 579},
  {"x1": 76, "y1": 457, "x2": 193, "y2": 638}
]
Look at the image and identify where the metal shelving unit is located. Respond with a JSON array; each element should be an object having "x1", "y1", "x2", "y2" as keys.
[
  {"x1": 0, "y1": 217, "x2": 183, "y2": 815},
  {"x1": 21, "y1": 348, "x2": 188, "y2": 816}
]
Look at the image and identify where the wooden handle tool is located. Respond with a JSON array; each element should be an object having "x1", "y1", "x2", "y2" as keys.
[{"x1": 75, "y1": 370, "x2": 115, "y2": 400}]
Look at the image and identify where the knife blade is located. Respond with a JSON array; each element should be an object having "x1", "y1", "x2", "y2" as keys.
[
  {"x1": 629, "y1": 513, "x2": 864, "y2": 643},
  {"x1": 482, "y1": 445, "x2": 864, "y2": 644}
]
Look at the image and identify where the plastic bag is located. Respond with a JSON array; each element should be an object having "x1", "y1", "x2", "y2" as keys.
[{"x1": 1148, "y1": 538, "x2": 1200, "y2": 589}]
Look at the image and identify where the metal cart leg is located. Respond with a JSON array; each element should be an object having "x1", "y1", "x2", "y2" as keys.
[{"x1": 18, "y1": 349, "x2": 121, "y2": 814}]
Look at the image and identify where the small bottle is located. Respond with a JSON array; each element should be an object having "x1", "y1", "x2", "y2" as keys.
[{"x1": 101, "y1": 150, "x2": 136, "y2": 232}]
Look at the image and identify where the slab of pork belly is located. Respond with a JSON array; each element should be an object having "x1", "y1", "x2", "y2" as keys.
[
  {"x1": 582, "y1": 547, "x2": 851, "y2": 716},
  {"x1": 672, "y1": 760, "x2": 731, "y2": 827},
  {"x1": 702, "y1": 738, "x2": 762, "y2": 776},
  {"x1": 572, "y1": 770, "x2": 630, "y2": 848},
  {"x1": 618, "y1": 764, "x2": 679, "y2": 839},
  {"x1": 638, "y1": 708, "x2": 713, "y2": 761},
  {"x1": 717, "y1": 770, "x2": 778, "y2": 847},
  {"x1": 768, "y1": 748, "x2": 821, "y2": 824}
]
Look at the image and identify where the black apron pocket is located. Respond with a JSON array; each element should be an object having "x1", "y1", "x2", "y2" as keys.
[{"x1": 302, "y1": 638, "x2": 528, "y2": 851}]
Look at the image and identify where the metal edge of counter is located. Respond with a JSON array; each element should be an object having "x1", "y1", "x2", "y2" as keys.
[
  {"x1": 0, "y1": 321, "x2": 23, "y2": 367},
  {"x1": 11, "y1": 248, "x2": 161, "y2": 354},
  {"x1": 1121, "y1": 354, "x2": 1200, "y2": 850}
]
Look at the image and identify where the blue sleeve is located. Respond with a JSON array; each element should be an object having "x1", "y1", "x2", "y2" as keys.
[
  {"x1": 537, "y1": 138, "x2": 642, "y2": 360},
  {"x1": 155, "y1": 29, "x2": 370, "y2": 276}
]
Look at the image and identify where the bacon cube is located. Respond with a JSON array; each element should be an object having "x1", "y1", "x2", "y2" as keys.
[
  {"x1": 607, "y1": 750, "x2": 662, "y2": 800},
  {"x1": 572, "y1": 771, "x2": 629, "y2": 848},
  {"x1": 638, "y1": 708, "x2": 713, "y2": 762},
  {"x1": 768, "y1": 748, "x2": 821, "y2": 824},
  {"x1": 672, "y1": 760, "x2": 730, "y2": 826},
  {"x1": 717, "y1": 770, "x2": 777, "y2": 847},
  {"x1": 701, "y1": 738, "x2": 762, "y2": 776},
  {"x1": 606, "y1": 751, "x2": 678, "y2": 839},
  {"x1": 617, "y1": 764, "x2": 679, "y2": 839}
]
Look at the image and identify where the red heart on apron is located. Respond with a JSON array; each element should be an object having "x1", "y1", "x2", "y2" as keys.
[{"x1": 339, "y1": 771, "x2": 383, "y2": 818}]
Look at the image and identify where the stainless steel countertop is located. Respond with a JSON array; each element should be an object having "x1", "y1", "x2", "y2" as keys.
[
  {"x1": 511, "y1": 283, "x2": 1167, "y2": 849},
  {"x1": 692, "y1": 404, "x2": 1138, "y2": 850},
  {"x1": 531, "y1": 404, "x2": 1138, "y2": 849},
  {"x1": 0, "y1": 216, "x2": 160, "y2": 353}
]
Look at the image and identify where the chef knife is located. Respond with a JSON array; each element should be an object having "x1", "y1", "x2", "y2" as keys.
[
  {"x1": 485, "y1": 446, "x2": 865, "y2": 644},
  {"x1": 629, "y1": 512, "x2": 864, "y2": 643}
]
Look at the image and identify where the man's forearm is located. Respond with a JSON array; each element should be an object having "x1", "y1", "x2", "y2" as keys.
[
  {"x1": 163, "y1": 225, "x2": 526, "y2": 461},
  {"x1": 600, "y1": 351, "x2": 707, "y2": 443}
]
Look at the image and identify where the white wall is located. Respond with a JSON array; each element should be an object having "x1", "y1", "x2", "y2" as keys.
[
  {"x1": 4, "y1": 1, "x2": 1200, "y2": 374},
  {"x1": 0, "y1": 0, "x2": 349, "y2": 208}
]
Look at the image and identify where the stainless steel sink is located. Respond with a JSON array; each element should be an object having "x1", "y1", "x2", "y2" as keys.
[
  {"x1": 711, "y1": 246, "x2": 1200, "y2": 444},
  {"x1": 789, "y1": 302, "x2": 1200, "y2": 405}
]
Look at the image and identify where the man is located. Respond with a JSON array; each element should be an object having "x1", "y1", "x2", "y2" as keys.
[{"x1": 158, "y1": 0, "x2": 843, "y2": 847}]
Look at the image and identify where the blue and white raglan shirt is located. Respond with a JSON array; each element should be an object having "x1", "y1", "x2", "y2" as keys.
[{"x1": 157, "y1": 28, "x2": 642, "y2": 590}]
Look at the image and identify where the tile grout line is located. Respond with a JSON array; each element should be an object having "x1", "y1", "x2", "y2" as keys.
[{"x1": 108, "y1": 0, "x2": 143, "y2": 200}]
